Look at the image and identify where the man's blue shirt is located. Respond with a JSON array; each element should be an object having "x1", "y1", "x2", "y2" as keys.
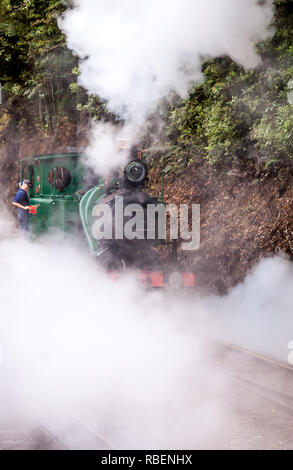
[{"x1": 13, "y1": 188, "x2": 29, "y2": 207}]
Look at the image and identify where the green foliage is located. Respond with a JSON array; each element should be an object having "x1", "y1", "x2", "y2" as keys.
[
  {"x1": 251, "y1": 104, "x2": 293, "y2": 165},
  {"x1": 157, "y1": 0, "x2": 293, "y2": 171},
  {"x1": 0, "y1": 0, "x2": 65, "y2": 85},
  {"x1": 202, "y1": 101, "x2": 239, "y2": 163},
  {"x1": 0, "y1": 0, "x2": 109, "y2": 133}
]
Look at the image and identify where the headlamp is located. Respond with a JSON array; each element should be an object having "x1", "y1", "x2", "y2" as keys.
[{"x1": 124, "y1": 160, "x2": 147, "y2": 184}]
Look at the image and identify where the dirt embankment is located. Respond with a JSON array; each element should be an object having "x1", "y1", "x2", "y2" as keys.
[{"x1": 148, "y1": 163, "x2": 293, "y2": 294}]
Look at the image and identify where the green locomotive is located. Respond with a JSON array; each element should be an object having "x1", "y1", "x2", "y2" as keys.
[{"x1": 20, "y1": 152, "x2": 195, "y2": 288}]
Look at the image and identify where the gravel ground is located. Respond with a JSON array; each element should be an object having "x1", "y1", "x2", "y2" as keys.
[
  {"x1": 198, "y1": 342, "x2": 293, "y2": 449},
  {"x1": 0, "y1": 415, "x2": 64, "y2": 450}
]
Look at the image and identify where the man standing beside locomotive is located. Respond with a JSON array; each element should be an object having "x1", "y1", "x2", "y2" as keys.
[{"x1": 12, "y1": 179, "x2": 31, "y2": 234}]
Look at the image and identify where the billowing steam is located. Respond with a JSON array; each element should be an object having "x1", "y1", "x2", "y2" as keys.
[
  {"x1": 0, "y1": 206, "x2": 292, "y2": 448},
  {"x1": 61, "y1": 0, "x2": 274, "y2": 121},
  {"x1": 0, "y1": 221, "x2": 228, "y2": 449},
  {"x1": 60, "y1": 0, "x2": 274, "y2": 173},
  {"x1": 193, "y1": 256, "x2": 293, "y2": 363}
]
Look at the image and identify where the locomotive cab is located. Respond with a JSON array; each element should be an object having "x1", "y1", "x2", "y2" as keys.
[{"x1": 20, "y1": 152, "x2": 94, "y2": 237}]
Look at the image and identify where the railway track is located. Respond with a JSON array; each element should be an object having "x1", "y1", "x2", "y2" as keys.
[
  {"x1": 210, "y1": 341, "x2": 293, "y2": 413},
  {"x1": 232, "y1": 374, "x2": 293, "y2": 415},
  {"x1": 0, "y1": 408, "x2": 112, "y2": 450}
]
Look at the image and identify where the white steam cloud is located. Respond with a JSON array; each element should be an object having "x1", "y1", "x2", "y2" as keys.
[
  {"x1": 0, "y1": 206, "x2": 292, "y2": 448},
  {"x1": 195, "y1": 256, "x2": 293, "y2": 363},
  {"x1": 61, "y1": 0, "x2": 274, "y2": 121},
  {"x1": 60, "y1": 0, "x2": 274, "y2": 173},
  {"x1": 0, "y1": 229, "x2": 228, "y2": 449}
]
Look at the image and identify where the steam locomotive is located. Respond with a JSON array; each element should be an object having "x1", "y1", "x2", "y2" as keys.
[{"x1": 20, "y1": 151, "x2": 195, "y2": 288}]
